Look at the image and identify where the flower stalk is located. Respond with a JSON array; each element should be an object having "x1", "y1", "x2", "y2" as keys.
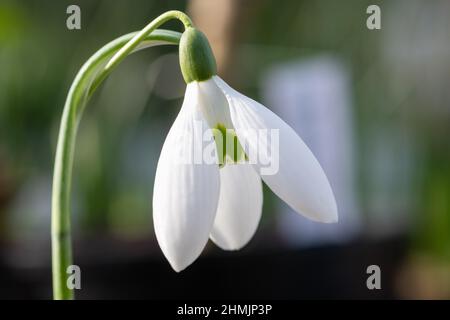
[{"x1": 51, "y1": 11, "x2": 189, "y2": 300}]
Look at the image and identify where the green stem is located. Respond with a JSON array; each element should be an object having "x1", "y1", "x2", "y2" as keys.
[
  {"x1": 91, "y1": 10, "x2": 192, "y2": 95},
  {"x1": 51, "y1": 28, "x2": 182, "y2": 300}
]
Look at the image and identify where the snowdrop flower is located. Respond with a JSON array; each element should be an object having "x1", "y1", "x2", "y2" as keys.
[
  {"x1": 153, "y1": 27, "x2": 338, "y2": 272},
  {"x1": 51, "y1": 11, "x2": 336, "y2": 299}
]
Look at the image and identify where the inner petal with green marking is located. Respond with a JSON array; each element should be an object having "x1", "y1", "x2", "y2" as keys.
[{"x1": 213, "y1": 123, "x2": 248, "y2": 167}]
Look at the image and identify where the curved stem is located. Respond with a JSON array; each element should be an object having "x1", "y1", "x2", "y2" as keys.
[
  {"x1": 51, "y1": 29, "x2": 182, "y2": 300},
  {"x1": 94, "y1": 10, "x2": 193, "y2": 94}
]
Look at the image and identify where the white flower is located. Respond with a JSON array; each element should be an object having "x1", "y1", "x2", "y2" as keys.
[
  {"x1": 152, "y1": 27, "x2": 337, "y2": 272},
  {"x1": 153, "y1": 75, "x2": 337, "y2": 272}
]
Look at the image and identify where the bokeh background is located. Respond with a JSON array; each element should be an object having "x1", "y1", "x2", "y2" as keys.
[{"x1": 1, "y1": 0, "x2": 449, "y2": 299}]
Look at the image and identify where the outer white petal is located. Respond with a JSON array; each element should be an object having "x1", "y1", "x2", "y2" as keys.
[
  {"x1": 214, "y1": 76, "x2": 337, "y2": 223},
  {"x1": 210, "y1": 163, "x2": 263, "y2": 250},
  {"x1": 153, "y1": 83, "x2": 220, "y2": 272}
]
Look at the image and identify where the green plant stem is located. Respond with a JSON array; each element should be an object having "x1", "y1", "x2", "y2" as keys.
[
  {"x1": 51, "y1": 28, "x2": 181, "y2": 300},
  {"x1": 92, "y1": 10, "x2": 192, "y2": 95}
]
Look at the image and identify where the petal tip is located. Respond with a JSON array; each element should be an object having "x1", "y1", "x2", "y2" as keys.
[
  {"x1": 295, "y1": 198, "x2": 338, "y2": 224},
  {"x1": 170, "y1": 262, "x2": 187, "y2": 273},
  {"x1": 164, "y1": 253, "x2": 196, "y2": 273},
  {"x1": 211, "y1": 237, "x2": 246, "y2": 251},
  {"x1": 320, "y1": 202, "x2": 339, "y2": 223},
  {"x1": 317, "y1": 197, "x2": 338, "y2": 223},
  {"x1": 323, "y1": 212, "x2": 339, "y2": 224}
]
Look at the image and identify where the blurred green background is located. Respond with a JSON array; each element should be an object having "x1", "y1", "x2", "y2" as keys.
[{"x1": 0, "y1": 0, "x2": 449, "y2": 299}]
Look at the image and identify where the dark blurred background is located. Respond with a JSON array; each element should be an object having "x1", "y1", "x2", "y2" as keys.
[{"x1": 0, "y1": 0, "x2": 449, "y2": 299}]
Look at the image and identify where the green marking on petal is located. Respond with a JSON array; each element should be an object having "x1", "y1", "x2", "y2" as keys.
[{"x1": 213, "y1": 123, "x2": 248, "y2": 168}]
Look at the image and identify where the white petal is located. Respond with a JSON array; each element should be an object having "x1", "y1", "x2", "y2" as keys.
[
  {"x1": 214, "y1": 76, "x2": 337, "y2": 223},
  {"x1": 153, "y1": 83, "x2": 220, "y2": 272},
  {"x1": 210, "y1": 163, "x2": 263, "y2": 250},
  {"x1": 196, "y1": 78, "x2": 234, "y2": 129}
]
